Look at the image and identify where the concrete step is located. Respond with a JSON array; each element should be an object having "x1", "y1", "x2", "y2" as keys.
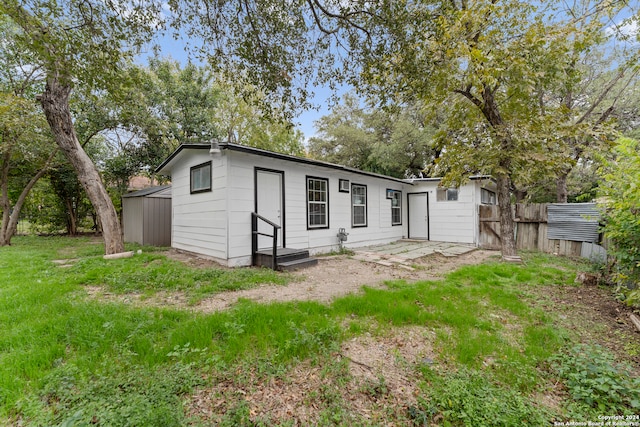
[
  {"x1": 277, "y1": 257, "x2": 318, "y2": 271},
  {"x1": 254, "y1": 248, "x2": 313, "y2": 269}
]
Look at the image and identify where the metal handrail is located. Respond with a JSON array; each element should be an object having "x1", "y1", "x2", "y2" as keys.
[{"x1": 251, "y1": 212, "x2": 281, "y2": 270}]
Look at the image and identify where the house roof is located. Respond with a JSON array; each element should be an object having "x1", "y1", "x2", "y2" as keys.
[
  {"x1": 155, "y1": 143, "x2": 409, "y2": 184},
  {"x1": 122, "y1": 185, "x2": 171, "y2": 198},
  {"x1": 406, "y1": 176, "x2": 495, "y2": 184}
]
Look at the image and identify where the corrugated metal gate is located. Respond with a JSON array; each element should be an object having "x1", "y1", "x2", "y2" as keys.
[
  {"x1": 547, "y1": 203, "x2": 599, "y2": 242},
  {"x1": 479, "y1": 203, "x2": 604, "y2": 259}
]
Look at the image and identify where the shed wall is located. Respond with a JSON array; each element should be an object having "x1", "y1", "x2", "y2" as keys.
[
  {"x1": 547, "y1": 203, "x2": 600, "y2": 242},
  {"x1": 410, "y1": 181, "x2": 487, "y2": 244},
  {"x1": 123, "y1": 197, "x2": 144, "y2": 245},
  {"x1": 142, "y1": 197, "x2": 171, "y2": 246}
]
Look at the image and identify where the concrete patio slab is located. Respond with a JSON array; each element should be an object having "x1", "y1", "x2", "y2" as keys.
[{"x1": 353, "y1": 240, "x2": 476, "y2": 267}]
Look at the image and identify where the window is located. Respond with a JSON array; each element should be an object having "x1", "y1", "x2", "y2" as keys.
[
  {"x1": 351, "y1": 184, "x2": 367, "y2": 227},
  {"x1": 307, "y1": 177, "x2": 328, "y2": 229},
  {"x1": 190, "y1": 161, "x2": 212, "y2": 194},
  {"x1": 481, "y1": 188, "x2": 496, "y2": 205},
  {"x1": 437, "y1": 187, "x2": 458, "y2": 201},
  {"x1": 389, "y1": 190, "x2": 402, "y2": 225},
  {"x1": 339, "y1": 179, "x2": 350, "y2": 193}
]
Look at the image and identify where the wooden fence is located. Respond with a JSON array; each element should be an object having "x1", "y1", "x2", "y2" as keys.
[{"x1": 479, "y1": 203, "x2": 591, "y2": 257}]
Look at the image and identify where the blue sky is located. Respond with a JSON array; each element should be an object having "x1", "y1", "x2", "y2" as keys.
[
  {"x1": 146, "y1": 3, "x2": 637, "y2": 143},
  {"x1": 146, "y1": 32, "x2": 340, "y2": 142}
]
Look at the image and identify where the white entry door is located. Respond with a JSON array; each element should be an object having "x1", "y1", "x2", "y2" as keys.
[
  {"x1": 255, "y1": 169, "x2": 283, "y2": 249},
  {"x1": 408, "y1": 193, "x2": 429, "y2": 239}
]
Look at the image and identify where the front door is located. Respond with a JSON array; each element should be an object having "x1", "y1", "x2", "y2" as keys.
[
  {"x1": 408, "y1": 192, "x2": 429, "y2": 240},
  {"x1": 255, "y1": 169, "x2": 284, "y2": 249}
]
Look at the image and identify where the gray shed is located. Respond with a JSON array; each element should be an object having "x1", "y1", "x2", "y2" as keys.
[{"x1": 122, "y1": 186, "x2": 171, "y2": 246}]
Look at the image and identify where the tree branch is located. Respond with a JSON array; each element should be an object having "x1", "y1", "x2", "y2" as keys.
[
  {"x1": 309, "y1": 0, "x2": 372, "y2": 38},
  {"x1": 575, "y1": 68, "x2": 626, "y2": 125},
  {"x1": 454, "y1": 87, "x2": 483, "y2": 110},
  {"x1": 306, "y1": 0, "x2": 338, "y2": 35}
]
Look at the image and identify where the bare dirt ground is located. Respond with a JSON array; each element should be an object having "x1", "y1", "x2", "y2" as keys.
[
  {"x1": 179, "y1": 249, "x2": 500, "y2": 312},
  {"x1": 86, "y1": 249, "x2": 499, "y2": 311}
]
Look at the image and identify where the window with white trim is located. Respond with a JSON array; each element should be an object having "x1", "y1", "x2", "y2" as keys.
[
  {"x1": 190, "y1": 161, "x2": 212, "y2": 194},
  {"x1": 389, "y1": 190, "x2": 402, "y2": 225},
  {"x1": 307, "y1": 177, "x2": 328, "y2": 229},
  {"x1": 481, "y1": 188, "x2": 496, "y2": 205},
  {"x1": 351, "y1": 184, "x2": 367, "y2": 227},
  {"x1": 437, "y1": 187, "x2": 458, "y2": 201}
]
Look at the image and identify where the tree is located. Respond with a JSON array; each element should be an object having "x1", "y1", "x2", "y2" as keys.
[
  {"x1": 212, "y1": 80, "x2": 305, "y2": 155},
  {"x1": 0, "y1": 93, "x2": 57, "y2": 244},
  {"x1": 308, "y1": 93, "x2": 436, "y2": 178},
  {"x1": 352, "y1": 0, "x2": 583, "y2": 256},
  {"x1": 170, "y1": 0, "x2": 640, "y2": 256},
  {"x1": 1, "y1": 0, "x2": 161, "y2": 254},
  {"x1": 0, "y1": 17, "x2": 59, "y2": 245},
  {"x1": 538, "y1": 2, "x2": 640, "y2": 203},
  {"x1": 598, "y1": 137, "x2": 640, "y2": 306}
]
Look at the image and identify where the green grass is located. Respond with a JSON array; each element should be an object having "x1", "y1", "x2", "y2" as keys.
[{"x1": 0, "y1": 236, "x2": 634, "y2": 426}]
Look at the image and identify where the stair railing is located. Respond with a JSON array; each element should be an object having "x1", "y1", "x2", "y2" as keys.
[{"x1": 251, "y1": 212, "x2": 281, "y2": 270}]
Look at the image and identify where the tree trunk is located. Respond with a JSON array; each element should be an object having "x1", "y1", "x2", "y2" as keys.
[
  {"x1": 64, "y1": 197, "x2": 78, "y2": 236},
  {"x1": 1, "y1": 148, "x2": 11, "y2": 245},
  {"x1": 556, "y1": 171, "x2": 568, "y2": 203},
  {"x1": 39, "y1": 76, "x2": 124, "y2": 254},
  {"x1": 496, "y1": 173, "x2": 517, "y2": 257},
  {"x1": 0, "y1": 149, "x2": 57, "y2": 246}
]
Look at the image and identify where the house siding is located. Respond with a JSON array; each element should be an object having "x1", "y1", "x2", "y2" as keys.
[
  {"x1": 410, "y1": 181, "x2": 478, "y2": 244},
  {"x1": 225, "y1": 151, "x2": 407, "y2": 266},
  {"x1": 159, "y1": 144, "x2": 495, "y2": 267},
  {"x1": 170, "y1": 152, "x2": 229, "y2": 262}
]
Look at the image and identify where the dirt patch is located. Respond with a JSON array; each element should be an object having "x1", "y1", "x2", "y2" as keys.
[
  {"x1": 193, "y1": 250, "x2": 499, "y2": 312},
  {"x1": 527, "y1": 280, "x2": 640, "y2": 368},
  {"x1": 164, "y1": 249, "x2": 232, "y2": 269},
  {"x1": 84, "y1": 285, "x2": 190, "y2": 308},
  {"x1": 187, "y1": 326, "x2": 436, "y2": 425},
  {"x1": 84, "y1": 249, "x2": 498, "y2": 312}
]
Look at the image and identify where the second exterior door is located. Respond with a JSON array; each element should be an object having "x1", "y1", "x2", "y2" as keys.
[{"x1": 408, "y1": 192, "x2": 429, "y2": 240}]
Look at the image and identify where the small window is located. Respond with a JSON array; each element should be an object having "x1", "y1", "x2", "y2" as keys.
[
  {"x1": 389, "y1": 190, "x2": 402, "y2": 225},
  {"x1": 339, "y1": 179, "x2": 350, "y2": 193},
  {"x1": 437, "y1": 187, "x2": 458, "y2": 201},
  {"x1": 190, "y1": 161, "x2": 212, "y2": 194},
  {"x1": 307, "y1": 176, "x2": 329, "y2": 229},
  {"x1": 351, "y1": 184, "x2": 367, "y2": 227},
  {"x1": 481, "y1": 188, "x2": 496, "y2": 205}
]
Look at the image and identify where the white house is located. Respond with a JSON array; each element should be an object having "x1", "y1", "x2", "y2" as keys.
[{"x1": 155, "y1": 143, "x2": 497, "y2": 268}]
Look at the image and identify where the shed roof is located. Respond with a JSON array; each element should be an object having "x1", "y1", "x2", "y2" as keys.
[{"x1": 122, "y1": 185, "x2": 171, "y2": 199}]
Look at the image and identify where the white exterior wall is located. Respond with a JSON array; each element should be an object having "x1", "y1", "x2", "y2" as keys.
[
  {"x1": 408, "y1": 179, "x2": 498, "y2": 245},
  {"x1": 163, "y1": 146, "x2": 496, "y2": 266},
  {"x1": 225, "y1": 151, "x2": 407, "y2": 266},
  {"x1": 410, "y1": 181, "x2": 477, "y2": 244},
  {"x1": 170, "y1": 152, "x2": 229, "y2": 262}
]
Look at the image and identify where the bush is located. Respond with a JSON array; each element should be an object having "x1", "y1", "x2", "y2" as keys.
[
  {"x1": 598, "y1": 137, "x2": 640, "y2": 306},
  {"x1": 31, "y1": 361, "x2": 203, "y2": 427},
  {"x1": 551, "y1": 344, "x2": 640, "y2": 417},
  {"x1": 420, "y1": 368, "x2": 549, "y2": 426}
]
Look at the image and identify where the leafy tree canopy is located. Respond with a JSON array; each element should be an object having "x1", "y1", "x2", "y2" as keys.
[{"x1": 308, "y1": 93, "x2": 437, "y2": 178}]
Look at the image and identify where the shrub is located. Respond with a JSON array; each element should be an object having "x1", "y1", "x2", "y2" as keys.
[
  {"x1": 551, "y1": 344, "x2": 640, "y2": 417},
  {"x1": 420, "y1": 368, "x2": 549, "y2": 426},
  {"x1": 598, "y1": 137, "x2": 640, "y2": 306}
]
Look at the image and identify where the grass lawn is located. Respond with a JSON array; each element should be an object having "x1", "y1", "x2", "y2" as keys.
[{"x1": 1, "y1": 236, "x2": 639, "y2": 426}]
